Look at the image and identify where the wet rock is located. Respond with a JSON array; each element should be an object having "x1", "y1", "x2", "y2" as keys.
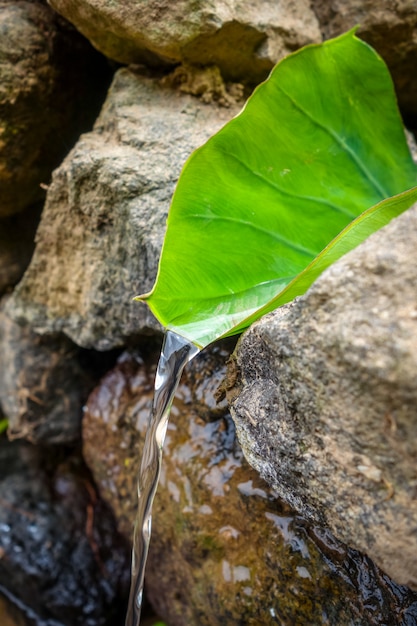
[
  {"x1": 7, "y1": 68, "x2": 240, "y2": 350},
  {"x1": 0, "y1": 437, "x2": 130, "y2": 626},
  {"x1": 228, "y1": 204, "x2": 417, "y2": 591},
  {"x1": 83, "y1": 343, "x2": 417, "y2": 624},
  {"x1": 311, "y1": 0, "x2": 417, "y2": 116},
  {"x1": 48, "y1": 0, "x2": 321, "y2": 84},
  {"x1": 0, "y1": 303, "x2": 92, "y2": 444},
  {"x1": 0, "y1": 205, "x2": 41, "y2": 296},
  {"x1": 0, "y1": 0, "x2": 112, "y2": 217}
]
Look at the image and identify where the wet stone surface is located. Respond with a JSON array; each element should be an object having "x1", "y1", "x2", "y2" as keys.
[
  {"x1": 83, "y1": 342, "x2": 417, "y2": 625},
  {"x1": 0, "y1": 437, "x2": 130, "y2": 626}
]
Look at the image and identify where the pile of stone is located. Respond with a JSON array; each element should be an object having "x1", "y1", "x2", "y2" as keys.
[{"x1": 1, "y1": 1, "x2": 417, "y2": 624}]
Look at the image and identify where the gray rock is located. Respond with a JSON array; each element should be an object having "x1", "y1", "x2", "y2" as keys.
[
  {"x1": 0, "y1": 302, "x2": 91, "y2": 444},
  {"x1": 8, "y1": 68, "x2": 240, "y2": 350},
  {"x1": 228, "y1": 204, "x2": 417, "y2": 591},
  {"x1": 0, "y1": 0, "x2": 111, "y2": 217},
  {"x1": 311, "y1": 0, "x2": 417, "y2": 116},
  {"x1": 47, "y1": 0, "x2": 321, "y2": 83}
]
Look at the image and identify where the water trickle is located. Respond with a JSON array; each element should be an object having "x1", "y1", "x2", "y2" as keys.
[{"x1": 125, "y1": 331, "x2": 200, "y2": 626}]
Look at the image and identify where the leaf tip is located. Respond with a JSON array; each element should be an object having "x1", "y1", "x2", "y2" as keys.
[{"x1": 133, "y1": 292, "x2": 150, "y2": 302}]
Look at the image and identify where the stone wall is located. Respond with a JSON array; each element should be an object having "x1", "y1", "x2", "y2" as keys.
[{"x1": 1, "y1": 1, "x2": 417, "y2": 624}]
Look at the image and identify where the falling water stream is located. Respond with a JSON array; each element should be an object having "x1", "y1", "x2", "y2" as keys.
[{"x1": 125, "y1": 330, "x2": 200, "y2": 626}]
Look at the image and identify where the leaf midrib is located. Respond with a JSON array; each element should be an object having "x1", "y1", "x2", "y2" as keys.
[{"x1": 152, "y1": 275, "x2": 296, "y2": 305}]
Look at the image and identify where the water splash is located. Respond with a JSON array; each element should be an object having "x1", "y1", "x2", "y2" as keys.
[{"x1": 125, "y1": 331, "x2": 200, "y2": 626}]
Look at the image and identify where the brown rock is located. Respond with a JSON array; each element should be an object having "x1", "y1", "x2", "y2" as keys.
[
  {"x1": 0, "y1": 302, "x2": 91, "y2": 444},
  {"x1": 83, "y1": 342, "x2": 417, "y2": 624},
  {"x1": 0, "y1": 0, "x2": 111, "y2": 217},
  {"x1": 228, "y1": 204, "x2": 417, "y2": 590},
  {"x1": 312, "y1": 0, "x2": 417, "y2": 116},
  {"x1": 48, "y1": 0, "x2": 321, "y2": 83}
]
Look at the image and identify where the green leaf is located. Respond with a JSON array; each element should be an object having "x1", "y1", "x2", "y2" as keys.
[
  {"x1": 137, "y1": 30, "x2": 417, "y2": 348},
  {"x1": 225, "y1": 185, "x2": 417, "y2": 336}
]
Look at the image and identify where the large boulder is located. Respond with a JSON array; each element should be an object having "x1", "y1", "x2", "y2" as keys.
[
  {"x1": 0, "y1": 0, "x2": 111, "y2": 217},
  {"x1": 311, "y1": 0, "x2": 417, "y2": 116},
  {"x1": 47, "y1": 0, "x2": 321, "y2": 83},
  {"x1": 82, "y1": 342, "x2": 417, "y2": 625},
  {"x1": 8, "y1": 68, "x2": 240, "y2": 350},
  {"x1": 228, "y1": 204, "x2": 417, "y2": 590}
]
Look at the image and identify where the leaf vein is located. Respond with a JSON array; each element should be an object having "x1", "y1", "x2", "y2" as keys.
[
  {"x1": 188, "y1": 213, "x2": 317, "y2": 258},
  {"x1": 276, "y1": 84, "x2": 389, "y2": 199},
  {"x1": 219, "y1": 149, "x2": 357, "y2": 219}
]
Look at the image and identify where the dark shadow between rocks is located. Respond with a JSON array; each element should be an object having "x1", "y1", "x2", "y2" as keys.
[{"x1": 0, "y1": 436, "x2": 130, "y2": 626}]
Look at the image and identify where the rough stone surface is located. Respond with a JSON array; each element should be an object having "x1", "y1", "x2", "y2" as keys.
[
  {"x1": 0, "y1": 204, "x2": 41, "y2": 296},
  {"x1": 82, "y1": 342, "x2": 417, "y2": 625},
  {"x1": 8, "y1": 68, "x2": 240, "y2": 350},
  {"x1": 0, "y1": 302, "x2": 92, "y2": 444},
  {"x1": 47, "y1": 0, "x2": 321, "y2": 83},
  {"x1": 0, "y1": 0, "x2": 111, "y2": 217},
  {"x1": 312, "y1": 0, "x2": 417, "y2": 116},
  {"x1": 0, "y1": 436, "x2": 130, "y2": 626},
  {"x1": 228, "y1": 204, "x2": 417, "y2": 591}
]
